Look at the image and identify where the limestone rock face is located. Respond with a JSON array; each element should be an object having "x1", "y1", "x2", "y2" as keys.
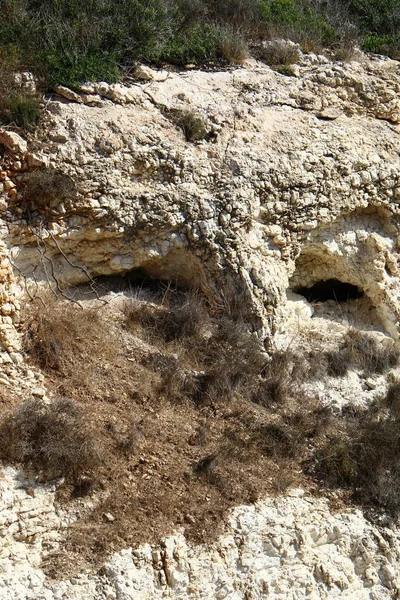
[
  {"x1": 0, "y1": 467, "x2": 399, "y2": 600},
  {"x1": 0, "y1": 59, "x2": 398, "y2": 343},
  {"x1": 1, "y1": 54, "x2": 400, "y2": 352},
  {"x1": 2, "y1": 52, "x2": 400, "y2": 598},
  {"x1": 0, "y1": 131, "x2": 27, "y2": 154}
]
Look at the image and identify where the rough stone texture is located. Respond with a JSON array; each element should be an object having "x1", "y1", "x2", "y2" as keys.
[
  {"x1": 0, "y1": 131, "x2": 27, "y2": 154},
  {"x1": 98, "y1": 493, "x2": 400, "y2": 600},
  {"x1": 1, "y1": 54, "x2": 399, "y2": 351},
  {"x1": 0, "y1": 467, "x2": 63, "y2": 600},
  {"x1": 0, "y1": 468, "x2": 399, "y2": 600},
  {"x1": 2, "y1": 52, "x2": 400, "y2": 597}
]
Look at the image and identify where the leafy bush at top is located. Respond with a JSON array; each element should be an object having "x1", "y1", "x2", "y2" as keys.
[
  {"x1": 260, "y1": 0, "x2": 337, "y2": 47},
  {"x1": 362, "y1": 34, "x2": 400, "y2": 59},
  {"x1": 162, "y1": 23, "x2": 221, "y2": 65},
  {"x1": 208, "y1": 0, "x2": 264, "y2": 30},
  {"x1": 43, "y1": 52, "x2": 120, "y2": 89},
  {"x1": 346, "y1": 0, "x2": 400, "y2": 36},
  {"x1": 0, "y1": 0, "x2": 180, "y2": 87},
  {"x1": 0, "y1": 49, "x2": 41, "y2": 129},
  {"x1": 345, "y1": 0, "x2": 400, "y2": 57},
  {"x1": 162, "y1": 22, "x2": 248, "y2": 66},
  {"x1": 0, "y1": 0, "x2": 399, "y2": 113}
]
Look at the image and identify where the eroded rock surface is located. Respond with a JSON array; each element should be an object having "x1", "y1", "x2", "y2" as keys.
[
  {"x1": 1, "y1": 51, "x2": 400, "y2": 598},
  {"x1": 0, "y1": 54, "x2": 399, "y2": 355},
  {"x1": 0, "y1": 467, "x2": 399, "y2": 600}
]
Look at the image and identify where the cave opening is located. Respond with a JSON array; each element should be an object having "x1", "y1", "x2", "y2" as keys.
[
  {"x1": 294, "y1": 279, "x2": 364, "y2": 303},
  {"x1": 66, "y1": 266, "x2": 200, "y2": 305},
  {"x1": 91, "y1": 268, "x2": 188, "y2": 296}
]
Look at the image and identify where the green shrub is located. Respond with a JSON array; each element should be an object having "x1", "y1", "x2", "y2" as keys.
[
  {"x1": 346, "y1": 0, "x2": 400, "y2": 58},
  {"x1": 43, "y1": 52, "x2": 120, "y2": 88},
  {"x1": 162, "y1": 23, "x2": 220, "y2": 65},
  {"x1": 0, "y1": 0, "x2": 397, "y2": 96},
  {"x1": 362, "y1": 34, "x2": 400, "y2": 58},
  {"x1": 346, "y1": 0, "x2": 400, "y2": 36},
  {"x1": 178, "y1": 0, "x2": 208, "y2": 28},
  {"x1": 276, "y1": 64, "x2": 297, "y2": 76},
  {"x1": 0, "y1": 0, "x2": 180, "y2": 86},
  {"x1": 0, "y1": 48, "x2": 41, "y2": 130},
  {"x1": 208, "y1": 0, "x2": 264, "y2": 31},
  {"x1": 0, "y1": 91, "x2": 41, "y2": 129},
  {"x1": 260, "y1": 0, "x2": 338, "y2": 49}
]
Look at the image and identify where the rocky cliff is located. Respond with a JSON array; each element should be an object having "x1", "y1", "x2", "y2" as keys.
[{"x1": 1, "y1": 49, "x2": 400, "y2": 598}]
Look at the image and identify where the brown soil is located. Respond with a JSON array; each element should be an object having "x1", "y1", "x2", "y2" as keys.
[
  {"x1": 13, "y1": 293, "x2": 316, "y2": 578},
  {"x1": 8, "y1": 287, "x2": 398, "y2": 579}
]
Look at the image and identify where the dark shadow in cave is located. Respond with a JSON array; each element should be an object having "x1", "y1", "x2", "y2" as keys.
[
  {"x1": 295, "y1": 279, "x2": 364, "y2": 303},
  {"x1": 68, "y1": 268, "x2": 190, "y2": 302},
  {"x1": 93, "y1": 268, "x2": 181, "y2": 294}
]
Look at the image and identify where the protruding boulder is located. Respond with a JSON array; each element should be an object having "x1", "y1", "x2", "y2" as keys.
[
  {"x1": 53, "y1": 85, "x2": 83, "y2": 104},
  {"x1": 0, "y1": 130, "x2": 27, "y2": 154}
]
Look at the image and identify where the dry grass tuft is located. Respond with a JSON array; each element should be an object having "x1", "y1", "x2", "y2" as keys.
[
  {"x1": 255, "y1": 351, "x2": 304, "y2": 408},
  {"x1": 0, "y1": 397, "x2": 99, "y2": 483},
  {"x1": 7, "y1": 284, "x2": 400, "y2": 578},
  {"x1": 345, "y1": 329, "x2": 400, "y2": 375},
  {"x1": 23, "y1": 299, "x2": 117, "y2": 395},
  {"x1": 386, "y1": 381, "x2": 400, "y2": 420},
  {"x1": 315, "y1": 390, "x2": 400, "y2": 514},
  {"x1": 307, "y1": 329, "x2": 400, "y2": 379},
  {"x1": 258, "y1": 39, "x2": 301, "y2": 66},
  {"x1": 219, "y1": 28, "x2": 249, "y2": 64},
  {"x1": 21, "y1": 169, "x2": 78, "y2": 223},
  {"x1": 176, "y1": 111, "x2": 210, "y2": 143}
]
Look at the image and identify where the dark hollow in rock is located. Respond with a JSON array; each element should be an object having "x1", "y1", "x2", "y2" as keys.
[
  {"x1": 295, "y1": 279, "x2": 364, "y2": 303},
  {"x1": 91, "y1": 269, "x2": 170, "y2": 295},
  {"x1": 82, "y1": 269, "x2": 191, "y2": 299}
]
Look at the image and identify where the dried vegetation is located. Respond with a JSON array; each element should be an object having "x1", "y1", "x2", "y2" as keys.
[
  {"x1": 0, "y1": 397, "x2": 99, "y2": 483},
  {"x1": 173, "y1": 110, "x2": 212, "y2": 143},
  {"x1": 2, "y1": 282, "x2": 400, "y2": 575},
  {"x1": 314, "y1": 387, "x2": 400, "y2": 514}
]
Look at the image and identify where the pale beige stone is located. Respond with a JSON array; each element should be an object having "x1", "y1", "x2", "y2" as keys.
[{"x1": 0, "y1": 131, "x2": 27, "y2": 154}]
